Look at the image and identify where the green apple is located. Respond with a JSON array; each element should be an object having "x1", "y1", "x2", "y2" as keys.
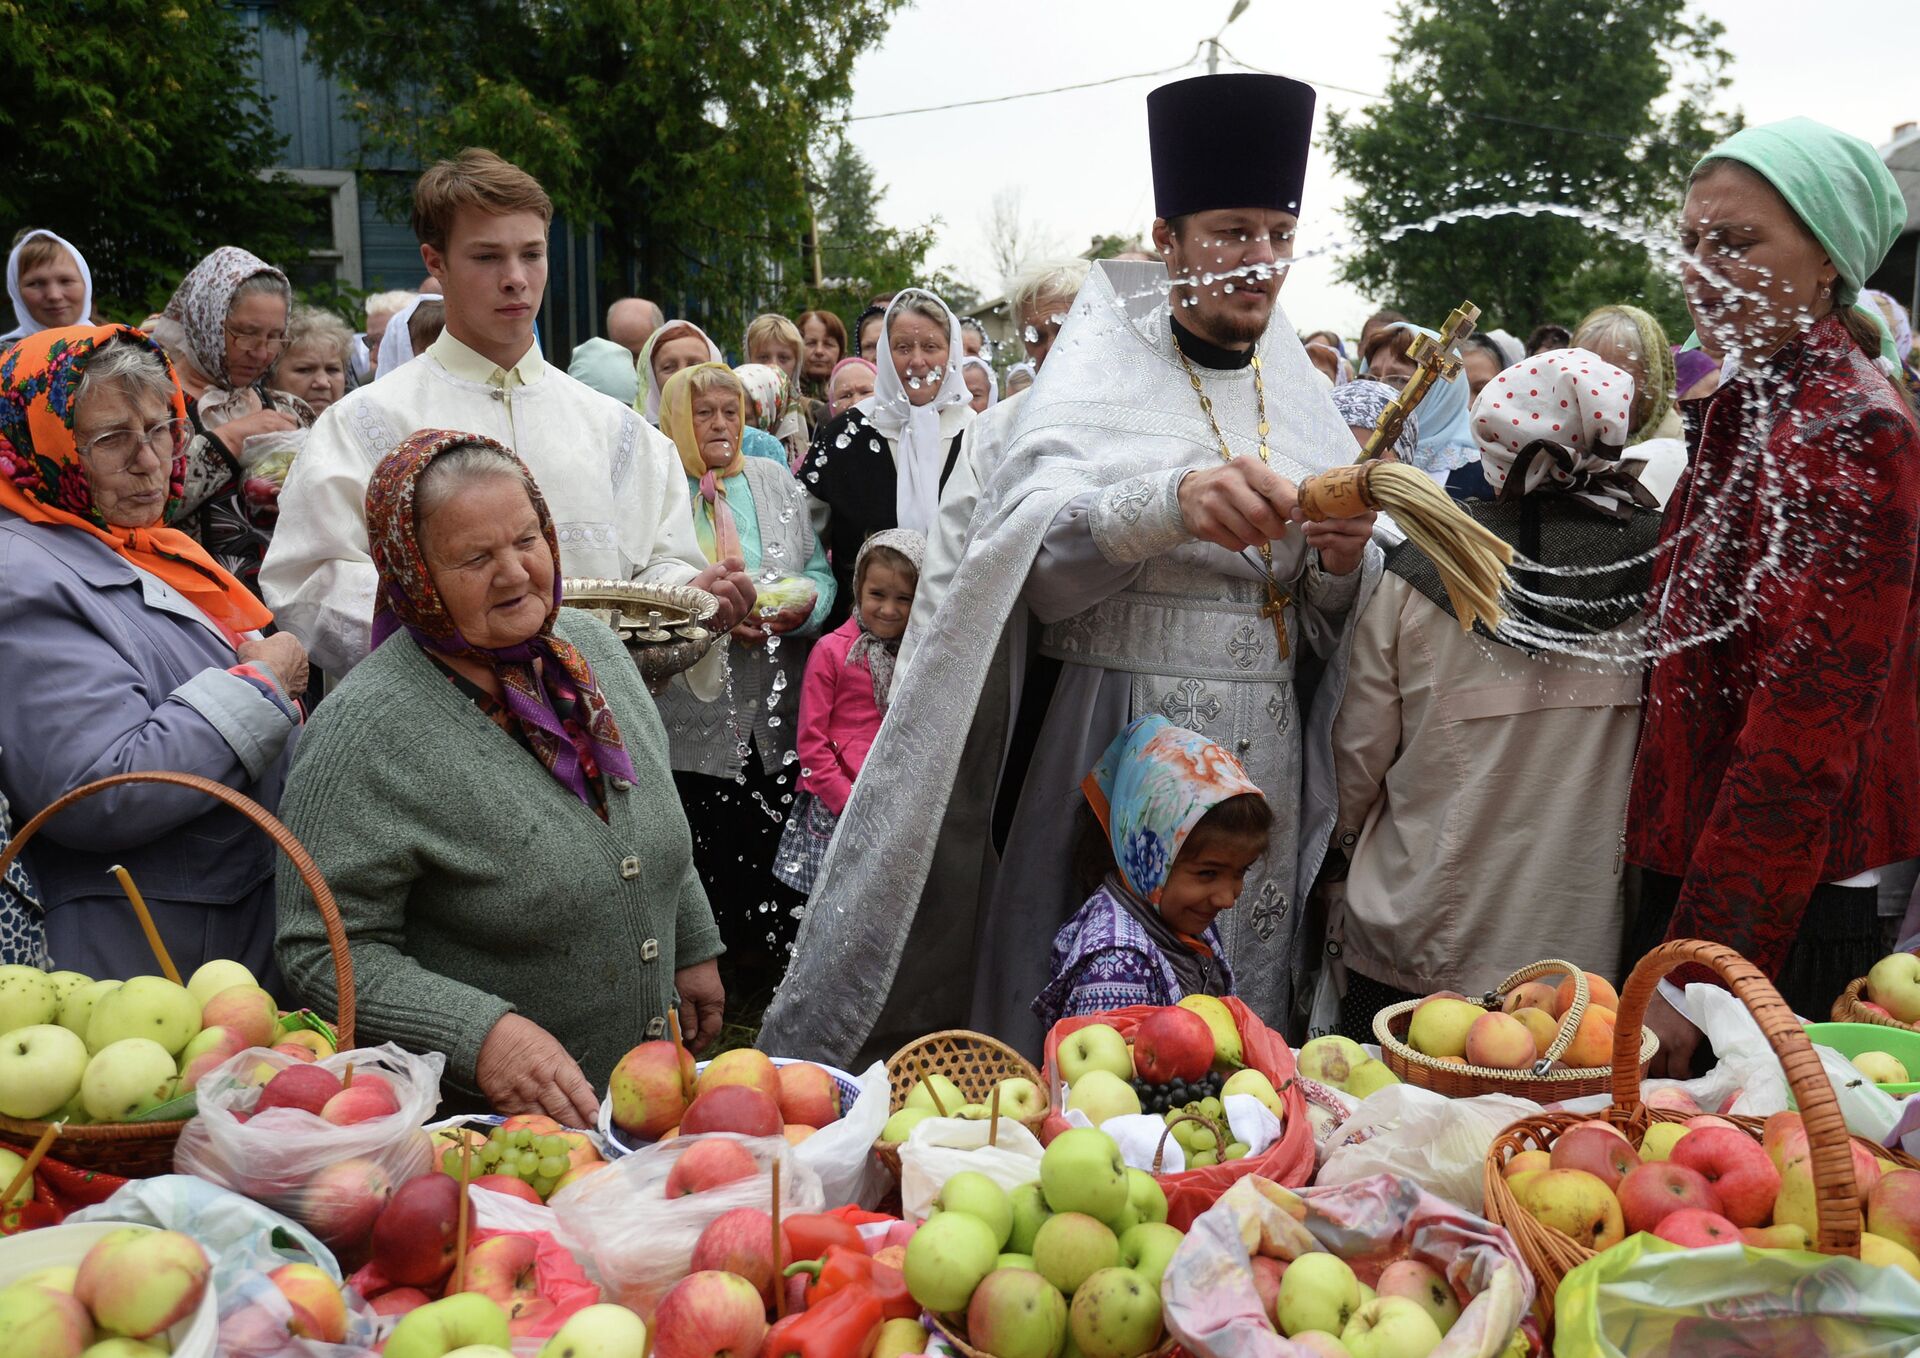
[
  {"x1": 903, "y1": 1211, "x2": 999, "y2": 1313},
  {"x1": 41, "y1": 972, "x2": 92, "y2": 1006},
  {"x1": 1008, "y1": 1182, "x2": 1053, "y2": 1254},
  {"x1": 535, "y1": 1302, "x2": 647, "y2": 1358},
  {"x1": 938, "y1": 1171, "x2": 1013, "y2": 1249},
  {"x1": 1118, "y1": 1222, "x2": 1184, "y2": 1287},
  {"x1": 967, "y1": 1268, "x2": 1068, "y2": 1358},
  {"x1": 1067, "y1": 1069, "x2": 1141, "y2": 1125},
  {"x1": 993, "y1": 1077, "x2": 1046, "y2": 1122},
  {"x1": 74, "y1": 1227, "x2": 209, "y2": 1340},
  {"x1": 996, "y1": 1253, "x2": 1036, "y2": 1270},
  {"x1": 1277, "y1": 1253, "x2": 1361, "y2": 1339},
  {"x1": 904, "y1": 1074, "x2": 964, "y2": 1115},
  {"x1": 1375, "y1": 1259, "x2": 1459, "y2": 1336},
  {"x1": 1297, "y1": 1036, "x2": 1369, "y2": 1088},
  {"x1": 1177, "y1": 994, "x2": 1245, "y2": 1071},
  {"x1": 80, "y1": 1342, "x2": 169, "y2": 1357},
  {"x1": 0, "y1": 966, "x2": 58, "y2": 1036},
  {"x1": 1068, "y1": 1267, "x2": 1162, "y2": 1358},
  {"x1": 1343, "y1": 1061, "x2": 1402, "y2": 1099},
  {"x1": 386, "y1": 1294, "x2": 513, "y2": 1358},
  {"x1": 1406, "y1": 999, "x2": 1485, "y2": 1062},
  {"x1": 1221, "y1": 1068, "x2": 1285, "y2": 1120},
  {"x1": 1040, "y1": 1128, "x2": 1129, "y2": 1220},
  {"x1": 1032, "y1": 1212, "x2": 1119, "y2": 1295},
  {"x1": 954, "y1": 1103, "x2": 992, "y2": 1121},
  {"x1": 16, "y1": 1268, "x2": 77, "y2": 1295},
  {"x1": 1855, "y1": 1051, "x2": 1912, "y2": 1085},
  {"x1": 440, "y1": 1349, "x2": 514, "y2": 1358},
  {"x1": 0, "y1": 1280, "x2": 95, "y2": 1357},
  {"x1": 1340, "y1": 1296, "x2": 1443, "y2": 1358},
  {"x1": 80, "y1": 1039, "x2": 178, "y2": 1121},
  {"x1": 0, "y1": 1022, "x2": 89, "y2": 1119},
  {"x1": 1124, "y1": 1169, "x2": 1167, "y2": 1227},
  {"x1": 881, "y1": 1107, "x2": 935, "y2": 1142},
  {"x1": 57, "y1": 980, "x2": 120, "y2": 1041},
  {"x1": 185, "y1": 959, "x2": 257, "y2": 1010},
  {"x1": 1057, "y1": 1023, "x2": 1133, "y2": 1085},
  {"x1": 86, "y1": 978, "x2": 200, "y2": 1057}
]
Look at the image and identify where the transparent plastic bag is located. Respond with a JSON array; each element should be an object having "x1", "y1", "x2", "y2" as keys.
[
  {"x1": 173, "y1": 1043, "x2": 443, "y2": 1250},
  {"x1": 1555, "y1": 1233, "x2": 1920, "y2": 1357},
  {"x1": 898, "y1": 1116, "x2": 1046, "y2": 1221},
  {"x1": 549, "y1": 1133, "x2": 821, "y2": 1319},
  {"x1": 1316, "y1": 1084, "x2": 1543, "y2": 1214}
]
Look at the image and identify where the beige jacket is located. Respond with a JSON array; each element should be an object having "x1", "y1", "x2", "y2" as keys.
[{"x1": 1328, "y1": 573, "x2": 1642, "y2": 997}]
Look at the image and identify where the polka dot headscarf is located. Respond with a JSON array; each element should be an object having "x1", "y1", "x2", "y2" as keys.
[{"x1": 1471, "y1": 348, "x2": 1656, "y2": 519}]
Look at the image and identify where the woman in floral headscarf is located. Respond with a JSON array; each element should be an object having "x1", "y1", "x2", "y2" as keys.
[
  {"x1": 0, "y1": 325, "x2": 305, "y2": 979},
  {"x1": 274, "y1": 429, "x2": 725, "y2": 1119},
  {"x1": 733, "y1": 362, "x2": 810, "y2": 469},
  {"x1": 1032, "y1": 715, "x2": 1271, "y2": 1030},
  {"x1": 150, "y1": 247, "x2": 312, "y2": 589}
]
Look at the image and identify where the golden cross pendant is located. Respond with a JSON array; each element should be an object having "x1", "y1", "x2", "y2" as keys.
[{"x1": 1261, "y1": 586, "x2": 1291, "y2": 660}]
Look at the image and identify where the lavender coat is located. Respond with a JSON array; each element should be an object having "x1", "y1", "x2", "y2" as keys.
[{"x1": 0, "y1": 512, "x2": 299, "y2": 981}]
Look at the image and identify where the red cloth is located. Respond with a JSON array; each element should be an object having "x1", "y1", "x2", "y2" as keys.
[
  {"x1": 794, "y1": 617, "x2": 887, "y2": 814},
  {"x1": 1627, "y1": 315, "x2": 1920, "y2": 983},
  {"x1": 0, "y1": 1154, "x2": 128, "y2": 1234},
  {"x1": 1040, "y1": 999, "x2": 1315, "y2": 1231},
  {"x1": 349, "y1": 1227, "x2": 597, "y2": 1339}
]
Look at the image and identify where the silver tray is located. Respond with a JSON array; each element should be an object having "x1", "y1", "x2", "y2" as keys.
[{"x1": 561, "y1": 578, "x2": 720, "y2": 687}]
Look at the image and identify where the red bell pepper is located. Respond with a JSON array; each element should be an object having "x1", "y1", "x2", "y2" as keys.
[
  {"x1": 759, "y1": 1285, "x2": 883, "y2": 1358},
  {"x1": 785, "y1": 1247, "x2": 918, "y2": 1321},
  {"x1": 781, "y1": 1212, "x2": 867, "y2": 1262}
]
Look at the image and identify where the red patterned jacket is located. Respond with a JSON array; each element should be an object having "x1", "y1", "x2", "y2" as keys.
[{"x1": 1627, "y1": 314, "x2": 1920, "y2": 981}]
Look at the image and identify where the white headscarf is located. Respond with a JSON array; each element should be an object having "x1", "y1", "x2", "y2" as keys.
[
  {"x1": 857, "y1": 288, "x2": 972, "y2": 535},
  {"x1": 959, "y1": 354, "x2": 999, "y2": 410},
  {"x1": 637, "y1": 320, "x2": 726, "y2": 423},
  {"x1": 3, "y1": 230, "x2": 94, "y2": 343},
  {"x1": 375, "y1": 294, "x2": 439, "y2": 380}
]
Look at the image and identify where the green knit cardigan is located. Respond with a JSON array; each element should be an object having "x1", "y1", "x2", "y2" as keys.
[{"x1": 274, "y1": 609, "x2": 723, "y2": 1095}]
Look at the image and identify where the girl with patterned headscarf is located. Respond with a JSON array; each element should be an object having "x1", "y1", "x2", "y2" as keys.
[
  {"x1": 733, "y1": 362, "x2": 810, "y2": 469},
  {"x1": 1032, "y1": 714, "x2": 1272, "y2": 1030}
]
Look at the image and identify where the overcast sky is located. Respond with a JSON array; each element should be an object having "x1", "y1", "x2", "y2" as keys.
[{"x1": 842, "y1": 0, "x2": 1918, "y2": 334}]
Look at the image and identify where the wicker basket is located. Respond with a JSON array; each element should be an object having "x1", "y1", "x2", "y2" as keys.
[
  {"x1": 872, "y1": 1029, "x2": 1047, "y2": 1177},
  {"x1": 1481, "y1": 938, "x2": 1920, "y2": 1324},
  {"x1": 1374, "y1": 957, "x2": 1657, "y2": 1100},
  {"x1": 1832, "y1": 975, "x2": 1920, "y2": 1032},
  {"x1": 0, "y1": 772, "x2": 356, "y2": 1176}
]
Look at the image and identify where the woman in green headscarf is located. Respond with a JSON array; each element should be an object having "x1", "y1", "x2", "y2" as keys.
[{"x1": 1628, "y1": 117, "x2": 1920, "y2": 1077}]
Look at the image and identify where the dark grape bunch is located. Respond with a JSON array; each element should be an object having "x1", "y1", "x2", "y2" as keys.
[{"x1": 1128, "y1": 1070, "x2": 1225, "y2": 1115}]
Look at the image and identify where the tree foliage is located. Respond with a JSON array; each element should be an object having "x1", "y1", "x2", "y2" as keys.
[
  {"x1": 799, "y1": 133, "x2": 968, "y2": 321},
  {"x1": 286, "y1": 0, "x2": 916, "y2": 333},
  {"x1": 0, "y1": 0, "x2": 311, "y2": 319},
  {"x1": 1324, "y1": 0, "x2": 1736, "y2": 338}
]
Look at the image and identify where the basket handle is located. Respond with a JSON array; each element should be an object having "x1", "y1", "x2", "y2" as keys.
[
  {"x1": 0, "y1": 771, "x2": 356, "y2": 1048},
  {"x1": 1150, "y1": 1111, "x2": 1226, "y2": 1175},
  {"x1": 1483, "y1": 958, "x2": 1588, "y2": 1072},
  {"x1": 1612, "y1": 938, "x2": 1857, "y2": 1256}
]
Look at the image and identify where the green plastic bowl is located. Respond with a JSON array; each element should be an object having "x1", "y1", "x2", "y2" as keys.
[{"x1": 1803, "y1": 1022, "x2": 1920, "y2": 1098}]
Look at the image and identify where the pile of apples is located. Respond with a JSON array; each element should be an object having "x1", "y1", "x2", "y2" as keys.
[
  {"x1": 1500, "y1": 1108, "x2": 1920, "y2": 1278},
  {"x1": 1403, "y1": 970, "x2": 1620, "y2": 1072},
  {"x1": 1249, "y1": 1247, "x2": 1477, "y2": 1358},
  {"x1": 902, "y1": 1127, "x2": 1187, "y2": 1358},
  {"x1": 609, "y1": 1043, "x2": 844, "y2": 1144},
  {"x1": 0, "y1": 1225, "x2": 211, "y2": 1356},
  {"x1": 384, "y1": 1292, "x2": 649, "y2": 1358},
  {"x1": 1862, "y1": 951, "x2": 1920, "y2": 1026},
  {"x1": 882, "y1": 1070, "x2": 1046, "y2": 1143},
  {"x1": 436, "y1": 1113, "x2": 605, "y2": 1202},
  {"x1": 0, "y1": 960, "x2": 333, "y2": 1126}
]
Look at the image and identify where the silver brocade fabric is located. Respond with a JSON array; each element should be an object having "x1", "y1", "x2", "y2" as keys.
[{"x1": 757, "y1": 260, "x2": 1382, "y2": 1065}]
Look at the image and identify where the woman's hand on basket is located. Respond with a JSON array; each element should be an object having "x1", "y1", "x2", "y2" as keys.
[
  {"x1": 476, "y1": 1013, "x2": 601, "y2": 1126},
  {"x1": 675, "y1": 959, "x2": 726, "y2": 1055},
  {"x1": 1644, "y1": 990, "x2": 1702, "y2": 1080}
]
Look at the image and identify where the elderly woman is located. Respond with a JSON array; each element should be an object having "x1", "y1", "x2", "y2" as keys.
[
  {"x1": 1364, "y1": 323, "x2": 1492, "y2": 498},
  {"x1": 636, "y1": 320, "x2": 726, "y2": 425},
  {"x1": 4, "y1": 230, "x2": 93, "y2": 342},
  {"x1": 734, "y1": 363, "x2": 810, "y2": 469},
  {"x1": 826, "y1": 357, "x2": 877, "y2": 418},
  {"x1": 273, "y1": 307, "x2": 354, "y2": 418},
  {"x1": 1572, "y1": 304, "x2": 1689, "y2": 505},
  {"x1": 1629, "y1": 118, "x2": 1920, "y2": 1074},
  {"x1": 653, "y1": 365, "x2": 833, "y2": 1005},
  {"x1": 801, "y1": 289, "x2": 976, "y2": 628},
  {"x1": 275, "y1": 430, "x2": 724, "y2": 1120},
  {"x1": 959, "y1": 355, "x2": 998, "y2": 414},
  {"x1": 152, "y1": 248, "x2": 310, "y2": 589},
  {"x1": 0, "y1": 326, "x2": 305, "y2": 979}
]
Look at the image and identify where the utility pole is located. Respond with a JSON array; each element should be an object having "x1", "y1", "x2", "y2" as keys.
[{"x1": 1208, "y1": 0, "x2": 1251, "y2": 74}]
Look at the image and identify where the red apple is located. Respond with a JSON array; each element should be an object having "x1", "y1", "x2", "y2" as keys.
[
  {"x1": 1762, "y1": 1112, "x2": 1805, "y2": 1168},
  {"x1": 609, "y1": 1041, "x2": 696, "y2": 1141},
  {"x1": 557, "y1": 1130, "x2": 605, "y2": 1171},
  {"x1": 775, "y1": 1063, "x2": 841, "y2": 1128},
  {"x1": 268, "y1": 1262, "x2": 348, "y2": 1344},
  {"x1": 681, "y1": 1086, "x2": 783, "y2": 1138},
  {"x1": 472, "y1": 1174, "x2": 544, "y2": 1205},
  {"x1": 200, "y1": 984, "x2": 280, "y2": 1049},
  {"x1": 1653, "y1": 1207, "x2": 1741, "y2": 1247},
  {"x1": 448, "y1": 1232, "x2": 552, "y2": 1327},
  {"x1": 1645, "y1": 1087, "x2": 1704, "y2": 1116},
  {"x1": 500, "y1": 1113, "x2": 565, "y2": 1136},
  {"x1": 302, "y1": 1157, "x2": 392, "y2": 1247},
  {"x1": 369, "y1": 1286, "x2": 433, "y2": 1317},
  {"x1": 1553, "y1": 971, "x2": 1621, "y2": 1017},
  {"x1": 691, "y1": 1207, "x2": 793, "y2": 1306},
  {"x1": 695, "y1": 1049, "x2": 783, "y2": 1104},
  {"x1": 256, "y1": 1063, "x2": 343, "y2": 1116},
  {"x1": 652, "y1": 1270, "x2": 769, "y2": 1358},
  {"x1": 666, "y1": 1139, "x2": 759, "y2": 1198},
  {"x1": 1551, "y1": 1123, "x2": 1640, "y2": 1190},
  {"x1": 321, "y1": 1078, "x2": 400, "y2": 1126},
  {"x1": 1670, "y1": 1127, "x2": 1780, "y2": 1227},
  {"x1": 1130, "y1": 1006, "x2": 1215, "y2": 1084},
  {"x1": 372, "y1": 1172, "x2": 464, "y2": 1287},
  {"x1": 1868, "y1": 1168, "x2": 1920, "y2": 1256},
  {"x1": 1617, "y1": 1161, "x2": 1724, "y2": 1236},
  {"x1": 1249, "y1": 1255, "x2": 1286, "y2": 1324},
  {"x1": 1683, "y1": 1115, "x2": 1740, "y2": 1134}
]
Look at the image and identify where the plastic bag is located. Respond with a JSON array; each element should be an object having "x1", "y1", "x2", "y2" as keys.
[
  {"x1": 1042, "y1": 1000, "x2": 1317, "y2": 1229},
  {"x1": 550, "y1": 1132, "x2": 821, "y2": 1319},
  {"x1": 67, "y1": 1173, "x2": 381, "y2": 1357},
  {"x1": 1554, "y1": 1233, "x2": 1920, "y2": 1357},
  {"x1": 1317, "y1": 1084, "x2": 1543, "y2": 1214},
  {"x1": 899, "y1": 1117, "x2": 1046, "y2": 1221},
  {"x1": 173, "y1": 1043, "x2": 442, "y2": 1250},
  {"x1": 1162, "y1": 1173, "x2": 1534, "y2": 1358}
]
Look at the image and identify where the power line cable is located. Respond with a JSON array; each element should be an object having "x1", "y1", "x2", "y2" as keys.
[{"x1": 846, "y1": 43, "x2": 1205, "y2": 121}]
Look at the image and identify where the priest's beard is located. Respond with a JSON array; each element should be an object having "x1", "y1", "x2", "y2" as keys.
[{"x1": 1171, "y1": 284, "x2": 1276, "y2": 350}]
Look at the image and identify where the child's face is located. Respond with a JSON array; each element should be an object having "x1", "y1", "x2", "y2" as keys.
[
  {"x1": 1158, "y1": 833, "x2": 1266, "y2": 936},
  {"x1": 753, "y1": 340, "x2": 800, "y2": 378},
  {"x1": 858, "y1": 562, "x2": 915, "y2": 641}
]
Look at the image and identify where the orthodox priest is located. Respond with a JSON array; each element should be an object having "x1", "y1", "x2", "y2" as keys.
[{"x1": 759, "y1": 73, "x2": 1380, "y2": 1064}]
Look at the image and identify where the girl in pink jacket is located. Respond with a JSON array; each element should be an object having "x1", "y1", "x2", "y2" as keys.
[{"x1": 775, "y1": 529, "x2": 925, "y2": 893}]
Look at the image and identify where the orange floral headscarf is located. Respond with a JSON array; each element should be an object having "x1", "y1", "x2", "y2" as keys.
[{"x1": 0, "y1": 325, "x2": 272, "y2": 641}]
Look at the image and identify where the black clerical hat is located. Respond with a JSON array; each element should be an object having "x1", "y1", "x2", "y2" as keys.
[{"x1": 1147, "y1": 73, "x2": 1316, "y2": 220}]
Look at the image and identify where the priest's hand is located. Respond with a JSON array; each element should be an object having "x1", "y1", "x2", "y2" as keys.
[
  {"x1": 1302, "y1": 513, "x2": 1375, "y2": 576},
  {"x1": 675, "y1": 959, "x2": 726, "y2": 1055},
  {"x1": 475, "y1": 1012, "x2": 601, "y2": 1126},
  {"x1": 692, "y1": 558, "x2": 756, "y2": 633},
  {"x1": 1177, "y1": 460, "x2": 1300, "y2": 552}
]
